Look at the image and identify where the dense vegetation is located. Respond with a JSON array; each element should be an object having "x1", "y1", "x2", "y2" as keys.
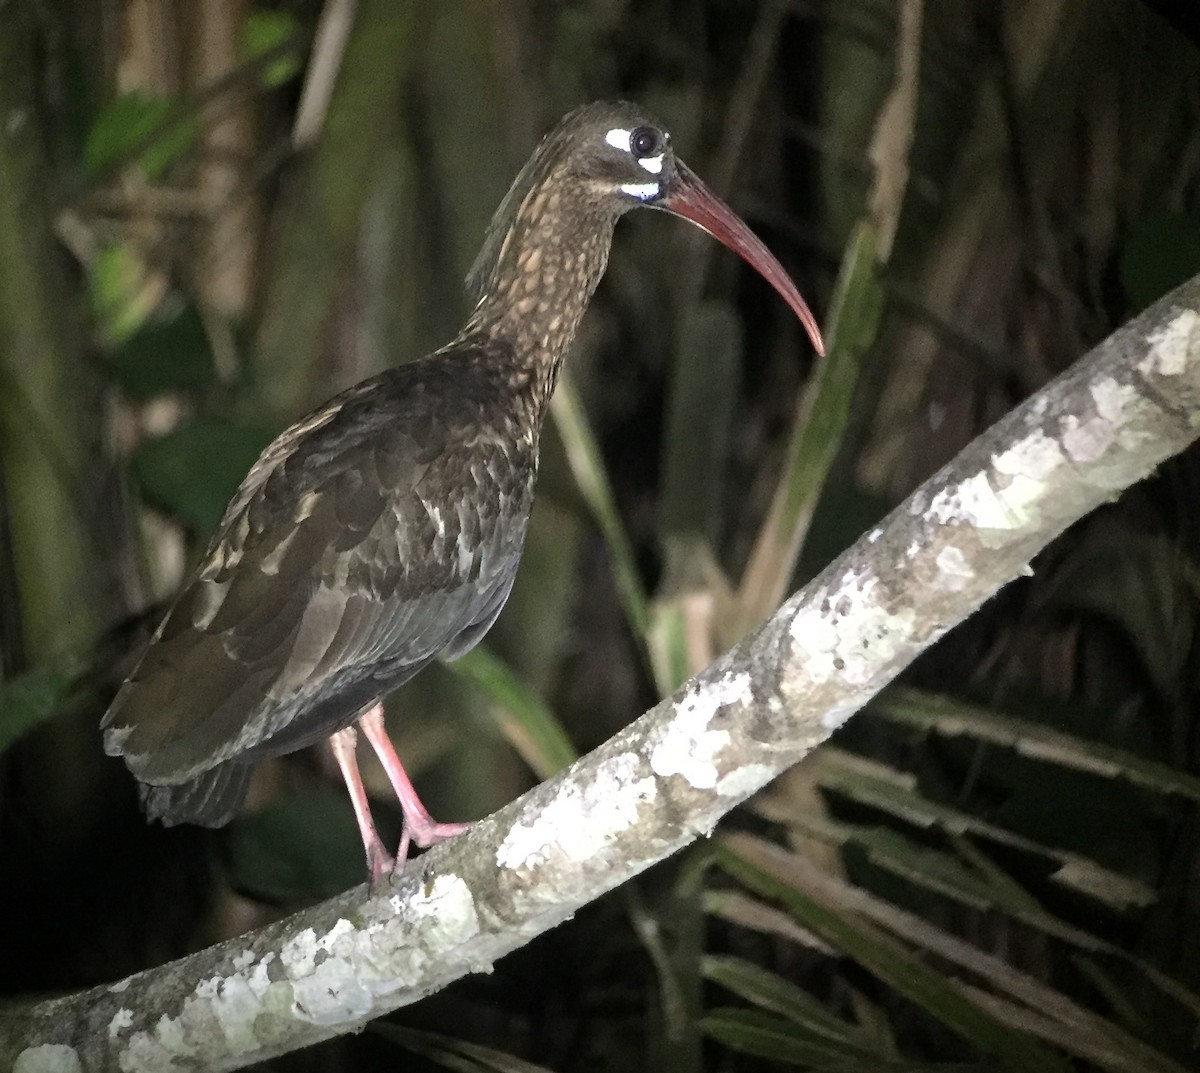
[{"x1": 1, "y1": 1, "x2": 1199, "y2": 1070}]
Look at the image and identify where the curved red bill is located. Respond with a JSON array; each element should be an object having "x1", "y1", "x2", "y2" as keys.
[{"x1": 658, "y1": 160, "x2": 825, "y2": 356}]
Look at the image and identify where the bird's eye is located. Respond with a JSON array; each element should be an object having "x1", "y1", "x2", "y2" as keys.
[{"x1": 630, "y1": 126, "x2": 661, "y2": 158}]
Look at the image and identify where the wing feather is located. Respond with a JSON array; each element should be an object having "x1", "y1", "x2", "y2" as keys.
[{"x1": 103, "y1": 348, "x2": 536, "y2": 791}]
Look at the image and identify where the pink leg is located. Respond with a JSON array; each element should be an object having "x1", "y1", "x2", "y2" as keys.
[
  {"x1": 358, "y1": 703, "x2": 471, "y2": 867},
  {"x1": 329, "y1": 725, "x2": 394, "y2": 884}
]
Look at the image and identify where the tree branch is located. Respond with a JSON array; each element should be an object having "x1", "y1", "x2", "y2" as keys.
[{"x1": 5, "y1": 279, "x2": 1200, "y2": 1072}]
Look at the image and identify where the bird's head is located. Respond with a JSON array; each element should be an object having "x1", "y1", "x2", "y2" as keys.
[
  {"x1": 562, "y1": 105, "x2": 676, "y2": 207},
  {"x1": 564, "y1": 102, "x2": 824, "y2": 354},
  {"x1": 469, "y1": 101, "x2": 824, "y2": 355}
]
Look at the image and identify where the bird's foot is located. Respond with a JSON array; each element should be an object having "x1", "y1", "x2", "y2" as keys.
[
  {"x1": 411, "y1": 818, "x2": 473, "y2": 848},
  {"x1": 331, "y1": 724, "x2": 398, "y2": 888},
  {"x1": 391, "y1": 819, "x2": 473, "y2": 873},
  {"x1": 366, "y1": 840, "x2": 396, "y2": 889},
  {"x1": 357, "y1": 706, "x2": 473, "y2": 871}
]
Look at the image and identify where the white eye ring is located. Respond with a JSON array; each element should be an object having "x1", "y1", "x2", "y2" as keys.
[{"x1": 604, "y1": 127, "x2": 666, "y2": 176}]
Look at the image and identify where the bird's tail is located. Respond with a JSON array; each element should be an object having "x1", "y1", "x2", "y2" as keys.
[{"x1": 139, "y1": 761, "x2": 254, "y2": 828}]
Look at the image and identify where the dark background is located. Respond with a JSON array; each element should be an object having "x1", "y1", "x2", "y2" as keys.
[{"x1": 1, "y1": 1, "x2": 1199, "y2": 1070}]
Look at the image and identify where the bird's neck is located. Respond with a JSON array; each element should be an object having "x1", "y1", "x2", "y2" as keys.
[{"x1": 460, "y1": 181, "x2": 618, "y2": 414}]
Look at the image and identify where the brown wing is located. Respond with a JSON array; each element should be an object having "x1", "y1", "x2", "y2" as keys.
[{"x1": 102, "y1": 349, "x2": 536, "y2": 791}]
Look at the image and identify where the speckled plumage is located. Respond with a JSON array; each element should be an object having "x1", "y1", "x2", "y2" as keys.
[
  {"x1": 106, "y1": 340, "x2": 538, "y2": 824},
  {"x1": 101, "y1": 100, "x2": 822, "y2": 869}
]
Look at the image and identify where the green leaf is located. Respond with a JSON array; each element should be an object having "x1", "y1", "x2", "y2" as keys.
[
  {"x1": 0, "y1": 662, "x2": 78, "y2": 755},
  {"x1": 703, "y1": 955, "x2": 877, "y2": 1050},
  {"x1": 89, "y1": 242, "x2": 163, "y2": 344},
  {"x1": 702, "y1": 1008, "x2": 892, "y2": 1069},
  {"x1": 103, "y1": 301, "x2": 217, "y2": 400},
  {"x1": 225, "y1": 786, "x2": 374, "y2": 903},
  {"x1": 647, "y1": 599, "x2": 690, "y2": 697},
  {"x1": 734, "y1": 223, "x2": 877, "y2": 636},
  {"x1": 659, "y1": 301, "x2": 742, "y2": 545},
  {"x1": 132, "y1": 416, "x2": 274, "y2": 534},
  {"x1": 1039, "y1": 529, "x2": 1196, "y2": 704},
  {"x1": 451, "y1": 646, "x2": 577, "y2": 779},
  {"x1": 648, "y1": 538, "x2": 735, "y2": 690},
  {"x1": 1069, "y1": 955, "x2": 1155, "y2": 1039},
  {"x1": 85, "y1": 91, "x2": 198, "y2": 180},
  {"x1": 803, "y1": 749, "x2": 1159, "y2": 914},
  {"x1": 240, "y1": 11, "x2": 304, "y2": 88},
  {"x1": 550, "y1": 376, "x2": 651, "y2": 656},
  {"x1": 717, "y1": 836, "x2": 1195, "y2": 1073},
  {"x1": 715, "y1": 843, "x2": 1071, "y2": 1073},
  {"x1": 871, "y1": 688, "x2": 1200, "y2": 803},
  {"x1": 373, "y1": 1024, "x2": 562, "y2": 1073}
]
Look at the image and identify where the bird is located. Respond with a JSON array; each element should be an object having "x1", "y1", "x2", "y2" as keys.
[{"x1": 101, "y1": 100, "x2": 824, "y2": 884}]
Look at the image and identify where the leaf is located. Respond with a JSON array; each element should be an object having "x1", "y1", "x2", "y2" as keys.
[
  {"x1": 805, "y1": 748, "x2": 1160, "y2": 913},
  {"x1": 658, "y1": 301, "x2": 742, "y2": 545},
  {"x1": 718, "y1": 835, "x2": 1190, "y2": 1073},
  {"x1": 85, "y1": 91, "x2": 198, "y2": 180},
  {"x1": 373, "y1": 1023, "x2": 562, "y2": 1073},
  {"x1": 700, "y1": 1007, "x2": 834, "y2": 1067},
  {"x1": 871, "y1": 688, "x2": 1200, "y2": 803},
  {"x1": 733, "y1": 222, "x2": 877, "y2": 638},
  {"x1": 89, "y1": 242, "x2": 166, "y2": 344},
  {"x1": 1040, "y1": 527, "x2": 1196, "y2": 704},
  {"x1": 647, "y1": 599, "x2": 690, "y2": 697},
  {"x1": 648, "y1": 539, "x2": 735, "y2": 689},
  {"x1": 703, "y1": 889, "x2": 835, "y2": 954},
  {"x1": 103, "y1": 301, "x2": 217, "y2": 400},
  {"x1": 550, "y1": 376, "x2": 650, "y2": 654},
  {"x1": 240, "y1": 11, "x2": 304, "y2": 88},
  {"x1": 701, "y1": 1008, "x2": 902, "y2": 1069},
  {"x1": 0, "y1": 662, "x2": 78, "y2": 755},
  {"x1": 132, "y1": 416, "x2": 274, "y2": 535},
  {"x1": 715, "y1": 840, "x2": 1072, "y2": 1073},
  {"x1": 1069, "y1": 955, "x2": 1155, "y2": 1039},
  {"x1": 703, "y1": 955, "x2": 875, "y2": 1049},
  {"x1": 450, "y1": 646, "x2": 577, "y2": 780},
  {"x1": 225, "y1": 786, "x2": 375, "y2": 903}
]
